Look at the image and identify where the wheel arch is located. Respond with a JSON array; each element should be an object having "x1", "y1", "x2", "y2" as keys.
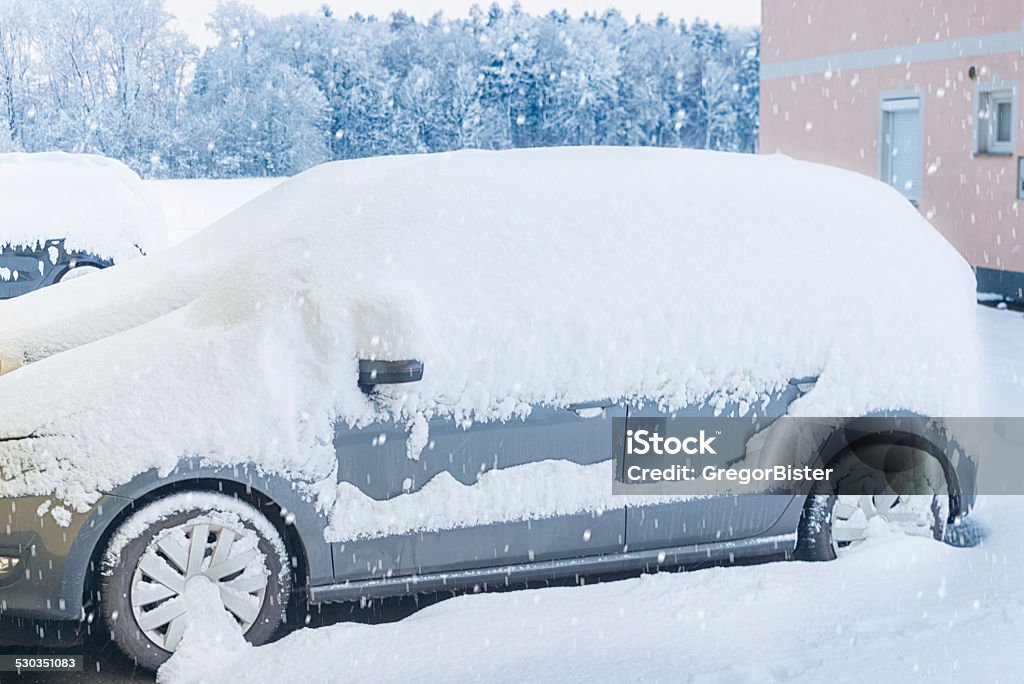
[
  {"x1": 807, "y1": 425, "x2": 965, "y2": 524},
  {"x1": 841, "y1": 431, "x2": 962, "y2": 522},
  {"x1": 53, "y1": 259, "x2": 109, "y2": 284},
  {"x1": 66, "y1": 467, "x2": 331, "y2": 622},
  {"x1": 791, "y1": 425, "x2": 965, "y2": 561}
]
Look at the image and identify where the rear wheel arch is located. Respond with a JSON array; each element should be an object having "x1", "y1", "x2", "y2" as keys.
[
  {"x1": 837, "y1": 432, "x2": 962, "y2": 522},
  {"x1": 812, "y1": 430, "x2": 962, "y2": 522},
  {"x1": 794, "y1": 436, "x2": 958, "y2": 561}
]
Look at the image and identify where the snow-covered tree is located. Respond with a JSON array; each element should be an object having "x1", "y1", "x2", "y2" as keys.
[
  {"x1": 735, "y1": 30, "x2": 760, "y2": 153},
  {"x1": 0, "y1": 116, "x2": 18, "y2": 151},
  {"x1": 477, "y1": 5, "x2": 544, "y2": 148},
  {"x1": 0, "y1": 1, "x2": 761, "y2": 176},
  {"x1": 0, "y1": 0, "x2": 34, "y2": 151},
  {"x1": 700, "y1": 59, "x2": 740, "y2": 151},
  {"x1": 610, "y1": 18, "x2": 695, "y2": 147},
  {"x1": 537, "y1": 16, "x2": 620, "y2": 146},
  {"x1": 187, "y1": 2, "x2": 329, "y2": 176},
  {"x1": 24, "y1": 0, "x2": 193, "y2": 169}
]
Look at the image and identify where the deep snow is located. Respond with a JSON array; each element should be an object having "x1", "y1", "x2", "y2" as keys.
[
  {"x1": 977, "y1": 305, "x2": 1024, "y2": 416},
  {"x1": 157, "y1": 305, "x2": 1024, "y2": 684},
  {"x1": 160, "y1": 498, "x2": 1024, "y2": 684},
  {"x1": 0, "y1": 148, "x2": 986, "y2": 517}
]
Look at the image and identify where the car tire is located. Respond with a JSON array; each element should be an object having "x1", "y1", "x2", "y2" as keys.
[
  {"x1": 794, "y1": 445, "x2": 948, "y2": 562},
  {"x1": 101, "y1": 492, "x2": 291, "y2": 671}
]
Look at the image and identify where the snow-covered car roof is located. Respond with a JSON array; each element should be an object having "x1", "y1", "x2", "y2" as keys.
[
  {"x1": 0, "y1": 151, "x2": 168, "y2": 260},
  {"x1": 0, "y1": 147, "x2": 984, "y2": 509}
]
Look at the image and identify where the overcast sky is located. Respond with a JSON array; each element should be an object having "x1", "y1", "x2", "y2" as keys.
[{"x1": 165, "y1": 0, "x2": 760, "y2": 46}]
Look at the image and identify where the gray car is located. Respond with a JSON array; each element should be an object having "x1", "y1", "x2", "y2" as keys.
[
  {"x1": 0, "y1": 240, "x2": 112, "y2": 300},
  {"x1": 0, "y1": 364, "x2": 977, "y2": 669},
  {"x1": 0, "y1": 148, "x2": 984, "y2": 671}
]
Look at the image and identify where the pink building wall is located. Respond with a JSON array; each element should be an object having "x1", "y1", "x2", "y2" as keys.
[{"x1": 760, "y1": 0, "x2": 1024, "y2": 287}]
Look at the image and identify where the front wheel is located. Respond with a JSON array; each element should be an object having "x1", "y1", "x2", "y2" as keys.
[
  {"x1": 794, "y1": 444, "x2": 949, "y2": 561},
  {"x1": 101, "y1": 492, "x2": 291, "y2": 670}
]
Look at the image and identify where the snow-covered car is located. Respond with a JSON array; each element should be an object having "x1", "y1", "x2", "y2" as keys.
[
  {"x1": 0, "y1": 148, "x2": 984, "y2": 669},
  {"x1": 0, "y1": 152, "x2": 167, "y2": 300}
]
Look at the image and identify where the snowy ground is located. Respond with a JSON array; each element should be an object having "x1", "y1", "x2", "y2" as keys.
[
  {"x1": 163, "y1": 501, "x2": 1021, "y2": 684},
  {"x1": 144, "y1": 178, "x2": 284, "y2": 245},
  {"x1": 978, "y1": 304, "x2": 1024, "y2": 416},
  {"x1": 151, "y1": 304, "x2": 1024, "y2": 684}
]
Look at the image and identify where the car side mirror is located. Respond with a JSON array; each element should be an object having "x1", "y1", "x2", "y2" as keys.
[{"x1": 358, "y1": 359, "x2": 424, "y2": 390}]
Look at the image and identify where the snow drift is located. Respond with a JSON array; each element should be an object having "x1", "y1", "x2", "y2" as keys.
[
  {"x1": 0, "y1": 147, "x2": 984, "y2": 511},
  {"x1": 158, "y1": 497, "x2": 1020, "y2": 684},
  {"x1": 0, "y1": 151, "x2": 168, "y2": 261}
]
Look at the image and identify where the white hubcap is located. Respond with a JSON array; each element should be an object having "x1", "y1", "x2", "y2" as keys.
[
  {"x1": 130, "y1": 520, "x2": 269, "y2": 651},
  {"x1": 831, "y1": 494, "x2": 941, "y2": 544}
]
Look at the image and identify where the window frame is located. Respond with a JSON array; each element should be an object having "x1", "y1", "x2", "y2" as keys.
[{"x1": 975, "y1": 81, "x2": 1017, "y2": 157}]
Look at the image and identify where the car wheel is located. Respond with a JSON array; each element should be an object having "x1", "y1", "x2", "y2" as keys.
[
  {"x1": 101, "y1": 492, "x2": 291, "y2": 670},
  {"x1": 56, "y1": 264, "x2": 103, "y2": 282},
  {"x1": 794, "y1": 444, "x2": 949, "y2": 561}
]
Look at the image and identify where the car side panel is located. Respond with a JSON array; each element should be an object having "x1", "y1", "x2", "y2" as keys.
[
  {"x1": 0, "y1": 493, "x2": 132, "y2": 621},
  {"x1": 624, "y1": 385, "x2": 804, "y2": 550},
  {"x1": 334, "y1": 512, "x2": 623, "y2": 582},
  {"x1": 0, "y1": 241, "x2": 111, "y2": 300},
  {"x1": 331, "y1": 405, "x2": 627, "y2": 582}
]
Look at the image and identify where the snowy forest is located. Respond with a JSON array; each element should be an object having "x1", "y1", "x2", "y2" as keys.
[{"x1": 0, "y1": 0, "x2": 759, "y2": 178}]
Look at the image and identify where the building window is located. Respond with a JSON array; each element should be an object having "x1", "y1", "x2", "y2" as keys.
[
  {"x1": 977, "y1": 87, "x2": 1015, "y2": 156},
  {"x1": 880, "y1": 97, "x2": 922, "y2": 203}
]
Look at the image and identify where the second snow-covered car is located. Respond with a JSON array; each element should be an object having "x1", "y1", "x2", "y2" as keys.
[
  {"x1": 0, "y1": 152, "x2": 167, "y2": 300},
  {"x1": 0, "y1": 148, "x2": 984, "y2": 669}
]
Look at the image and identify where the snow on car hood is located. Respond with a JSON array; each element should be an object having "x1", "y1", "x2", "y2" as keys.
[
  {"x1": 0, "y1": 147, "x2": 985, "y2": 510},
  {"x1": 0, "y1": 151, "x2": 168, "y2": 261}
]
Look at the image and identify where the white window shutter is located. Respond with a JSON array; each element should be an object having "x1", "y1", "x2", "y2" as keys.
[
  {"x1": 881, "y1": 98, "x2": 922, "y2": 202},
  {"x1": 889, "y1": 109, "x2": 922, "y2": 198}
]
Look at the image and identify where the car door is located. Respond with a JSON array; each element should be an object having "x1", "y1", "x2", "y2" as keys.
[
  {"x1": 623, "y1": 386, "x2": 801, "y2": 552},
  {"x1": 331, "y1": 400, "x2": 627, "y2": 582}
]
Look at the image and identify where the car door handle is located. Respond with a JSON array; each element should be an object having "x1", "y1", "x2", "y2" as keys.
[{"x1": 566, "y1": 400, "x2": 614, "y2": 416}]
